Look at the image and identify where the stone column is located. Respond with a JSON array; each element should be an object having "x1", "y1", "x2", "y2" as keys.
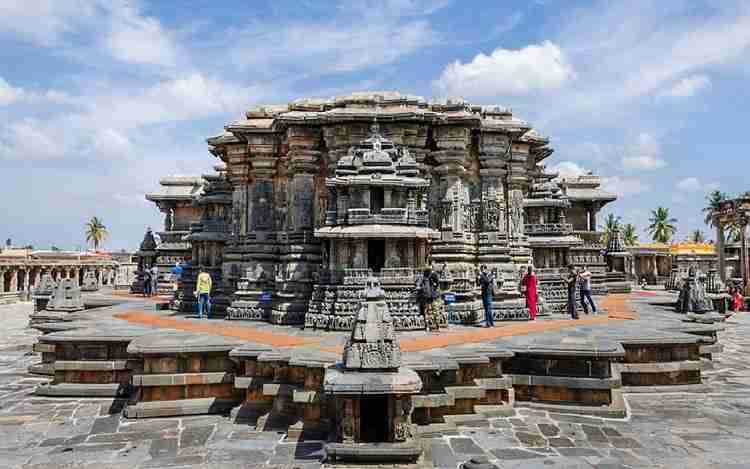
[
  {"x1": 741, "y1": 223, "x2": 749, "y2": 292},
  {"x1": 0, "y1": 268, "x2": 5, "y2": 293},
  {"x1": 9, "y1": 269, "x2": 18, "y2": 292}
]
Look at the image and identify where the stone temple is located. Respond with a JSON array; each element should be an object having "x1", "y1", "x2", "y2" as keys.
[{"x1": 137, "y1": 91, "x2": 617, "y2": 325}]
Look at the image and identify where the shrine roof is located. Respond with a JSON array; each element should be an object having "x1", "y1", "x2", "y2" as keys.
[
  {"x1": 146, "y1": 177, "x2": 203, "y2": 201},
  {"x1": 563, "y1": 187, "x2": 617, "y2": 203},
  {"x1": 669, "y1": 242, "x2": 717, "y2": 255},
  {"x1": 526, "y1": 235, "x2": 584, "y2": 247}
]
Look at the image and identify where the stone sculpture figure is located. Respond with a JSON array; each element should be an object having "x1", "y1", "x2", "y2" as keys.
[
  {"x1": 509, "y1": 190, "x2": 524, "y2": 238},
  {"x1": 677, "y1": 267, "x2": 714, "y2": 314},
  {"x1": 46, "y1": 278, "x2": 85, "y2": 312}
]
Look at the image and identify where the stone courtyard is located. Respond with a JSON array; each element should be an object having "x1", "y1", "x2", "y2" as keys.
[{"x1": 1, "y1": 290, "x2": 749, "y2": 469}]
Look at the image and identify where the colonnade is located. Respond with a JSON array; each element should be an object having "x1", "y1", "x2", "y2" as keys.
[{"x1": 0, "y1": 263, "x2": 118, "y2": 296}]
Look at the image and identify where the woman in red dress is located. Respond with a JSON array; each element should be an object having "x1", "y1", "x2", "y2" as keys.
[
  {"x1": 522, "y1": 265, "x2": 538, "y2": 320},
  {"x1": 732, "y1": 286, "x2": 744, "y2": 312}
]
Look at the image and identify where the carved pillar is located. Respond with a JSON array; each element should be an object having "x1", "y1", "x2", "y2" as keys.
[
  {"x1": 0, "y1": 269, "x2": 5, "y2": 293},
  {"x1": 9, "y1": 269, "x2": 18, "y2": 292},
  {"x1": 716, "y1": 223, "x2": 726, "y2": 281}
]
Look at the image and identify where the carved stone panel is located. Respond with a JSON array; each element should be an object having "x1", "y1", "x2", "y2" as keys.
[{"x1": 251, "y1": 180, "x2": 274, "y2": 231}]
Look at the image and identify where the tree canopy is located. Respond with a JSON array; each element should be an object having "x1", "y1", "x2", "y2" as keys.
[
  {"x1": 85, "y1": 217, "x2": 109, "y2": 251},
  {"x1": 648, "y1": 207, "x2": 677, "y2": 243}
]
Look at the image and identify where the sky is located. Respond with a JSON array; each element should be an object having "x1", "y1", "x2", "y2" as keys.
[{"x1": 1, "y1": 0, "x2": 748, "y2": 250}]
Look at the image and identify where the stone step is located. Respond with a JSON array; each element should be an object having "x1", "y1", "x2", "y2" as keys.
[
  {"x1": 28, "y1": 362, "x2": 54, "y2": 376},
  {"x1": 124, "y1": 397, "x2": 237, "y2": 419},
  {"x1": 32, "y1": 343, "x2": 55, "y2": 353},
  {"x1": 474, "y1": 377, "x2": 513, "y2": 390},
  {"x1": 444, "y1": 385, "x2": 486, "y2": 400},
  {"x1": 621, "y1": 383, "x2": 710, "y2": 394},
  {"x1": 411, "y1": 393, "x2": 454, "y2": 408},
  {"x1": 614, "y1": 361, "x2": 702, "y2": 374},
  {"x1": 515, "y1": 389, "x2": 627, "y2": 418},
  {"x1": 443, "y1": 413, "x2": 490, "y2": 427},
  {"x1": 55, "y1": 360, "x2": 131, "y2": 372},
  {"x1": 132, "y1": 372, "x2": 233, "y2": 387},
  {"x1": 700, "y1": 343, "x2": 723, "y2": 355},
  {"x1": 234, "y1": 376, "x2": 270, "y2": 389},
  {"x1": 35, "y1": 382, "x2": 128, "y2": 398},
  {"x1": 474, "y1": 404, "x2": 514, "y2": 418},
  {"x1": 262, "y1": 382, "x2": 301, "y2": 397},
  {"x1": 415, "y1": 422, "x2": 459, "y2": 438},
  {"x1": 512, "y1": 374, "x2": 622, "y2": 390}
]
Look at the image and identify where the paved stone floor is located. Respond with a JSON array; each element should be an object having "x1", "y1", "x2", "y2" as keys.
[{"x1": 1, "y1": 293, "x2": 749, "y2": 468}]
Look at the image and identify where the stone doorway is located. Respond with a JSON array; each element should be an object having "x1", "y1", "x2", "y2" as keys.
[
  {"x1": 368, "y1": 239, "x2": 385, "y2": 273},
  {"x1": 359, "y1": 396, "x2": 389, "y2": 442},
  {"x1": 370, "y1": 187, "x2": 384, "y2": 214}
]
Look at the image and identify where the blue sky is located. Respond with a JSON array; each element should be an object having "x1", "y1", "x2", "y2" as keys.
[{"x1": 1, "y1": 0, "x2": 748, "y2": 250}]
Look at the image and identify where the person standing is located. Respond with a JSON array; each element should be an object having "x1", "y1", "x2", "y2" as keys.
[
  {"x1": 171, "y1": 262, "x2": 183, "y2": 294},
  {"x1": 417, "y1": 267, "x2": 440, "y2": 331},
  {"x1": 143, "y1": 269, "x2": 152, "y2": 297},
  {"x1": 565, "y1": 265, "x2": 579, "y2": 319},
  {"x1": 478, "y1": 265, "x2": 495, "y2": 328},
  {"x1": 194, "y1": 268, "x2": 212, "y2": 319},
  {"x1": 578, "y1": 266, "x2": 597, "y2": 314},
  {"x1": 150, "y1": 264, "x2": 159, "y2": 297},
  {"x1": 521, "y1": 265, "x2": 538, "y2": 320}
]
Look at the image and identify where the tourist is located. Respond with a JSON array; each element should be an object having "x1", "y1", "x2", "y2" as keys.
[
  {"x1": 565, "y1": 265, "x2": 579, "y2": 319},
  {"x1": 732, "y1": 285, "x2": 744, "y2": 312},
  {"x1": 477, "y1": 265, "x2": 495, "y2": 328},
  {"x1": 143, "y1": 269, "x2": 152, "y2": 297},
  {"x1": 194, "y1": 268, "x2": 212, "y2": 319},
  {"x1": 416, "y1": 267, "x2": 440, "y2": 331},
  {"x1": 521, "y1": 265, "x2": 538, "y2": 320},
  {"x1": 150, "y1": 264, "x2": 159, "y2": 296},
  {"x1": 171, "y1": 262, "x2": 183, "y2": 294},
  {"x1": 578, "y1": 266, "x2": 597, "y2": 315}
]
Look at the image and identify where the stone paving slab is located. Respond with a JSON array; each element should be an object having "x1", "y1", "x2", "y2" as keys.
[{"x1": 1, "y1": 294, "x2": 749, "y2": 468}]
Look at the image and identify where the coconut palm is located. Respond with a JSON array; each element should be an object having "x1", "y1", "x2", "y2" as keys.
[
  {"x1": 601, "y1": 213, "x2": 621, "y2": 245},
  {"x1": 703, "y1": 189, "x2": 728, "y2": 249},
  {"x1": 647, "y1": 207, "x2": 677, "y2": 243},
  {"x1": 623, "y1": 223, "x2": 639, "y2": 246},
  {"x1": 85, "y1": 217, "x2": 109, "y2": 251},
  {"x1": 689, "y1": 229, "x2": 706, "y2": 243}
]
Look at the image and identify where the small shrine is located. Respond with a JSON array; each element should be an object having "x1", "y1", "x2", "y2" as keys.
[
  {"x1": 80, "y1": 271, "x2": 99, "y2": 292},
  {"x1": 308, "y1": 121, "x2": 438, "y2": 331},
  {"x1": 32, "y1": 274, "x2": 57, "y2": 312},
  {"x1": 130, "y1": 228, "x2": 157, "y2": 294},
  {"x1": 324, "y1": 278, "x2": 422, "y2": 463},
  {"x1": 604, "y1": 227, "x2": 633, "y2": 293},
  {"x1": 45, "y1": 278, "x2": 84, "y2": 312}
]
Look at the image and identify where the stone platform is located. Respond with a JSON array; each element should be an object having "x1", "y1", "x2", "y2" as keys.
[
  {"x1": 1, "y1": 294, "x2": 747, "y2": 468},
  {"x1": 17, "y1": 289, "x2": 729, "y2": 440}
]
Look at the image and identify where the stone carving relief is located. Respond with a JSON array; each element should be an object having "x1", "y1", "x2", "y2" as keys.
[
  {"x1": 508, "y1": 189, "x2": 524, "y2": 238},
  {"x1": 251, "y1": 180, "x2": 274, "y2": 231}
]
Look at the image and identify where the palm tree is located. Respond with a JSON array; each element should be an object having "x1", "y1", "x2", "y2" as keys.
[
  {"x1": 727, "y1": 223, "x2": 743, "y2": 243},
  {"x1": 647, "y1": 207, "x2": 677, "y2": 243},
  {"x1": 601, "y1": 213, "x2": 621, "y2": 245},
  {"x1": 85, "y1": 217, "x2": 109, "y2": 251},
  {"x1": 689, "y1": 229, "x2": 706, "y2": 243},
  {"x1": 623, "y1": 223, "x2": 638, "y2": 246},
  {"x1": 703, "y1": 189, "x2": 727, "y2": 250}
]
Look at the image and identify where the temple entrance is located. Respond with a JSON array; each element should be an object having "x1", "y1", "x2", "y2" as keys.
[
  {"x1": 370, "y1": 187, "x2": 384, "y2": 214},
  {"x1": 368, "y1": 239, "x2": 385, "y2": 273},
  {"x1": 359, "y1": 396, "x2": 389, "y2": 442}
]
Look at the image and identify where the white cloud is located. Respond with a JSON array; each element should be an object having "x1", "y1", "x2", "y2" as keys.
[
  {"x1": 547, "y1": 161, "x2": 588, "y2": 180},
  {"x1": 620, "y1": 133, "x2": 666, "y2": 171},
  {"x1": 434, "y1": 41, "x2": 574, "y2": 98},
  {"x1": 0, "y1": 0, "x2": 99, "y2": 46},
  {"x1": 0, "y1": 77, "x2": 25, "y2": 106},
  {"x1": 660, "y1": 75, "x2": 711, "y2": 98},
  {"x1": 601, "y1": 176, "x2": 649, "y2": 197},
  {"x1": 105, "y1": 2, "x2": 178, "y2": 66},
  {"x1": 676, "y1": 177, "x2": 719, "y2": 193},
  {"x1": 0, "y1": 119, "x2": 67, "y2": 161}
]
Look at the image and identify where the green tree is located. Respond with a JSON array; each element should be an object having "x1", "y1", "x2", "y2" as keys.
[
  {"x1": 703, "y1": 189, "x2": 728, "y2": 248},
  {"x1": 727, "y1": 223, "x2": 744, "y2": 243},
  {"x1": 601, "y1": 213, "x2": 621, "y2": 245},
  {"x1": 689, "y1": 229, "x2": 706, "y2": 243},
  {"x1": 85, "y1": 217, "x2": 109, "y2": 251},
  {"x1": 647, "y1": 207, "x2": 677, "y2": 243},
  {"x1": 623, "y1": 223, "x2": 639, "y2": 246}
]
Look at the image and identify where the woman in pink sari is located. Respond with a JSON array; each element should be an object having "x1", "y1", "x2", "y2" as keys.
[{"x1": 522, "y1": 265, "x2": 538, "y2": 320}]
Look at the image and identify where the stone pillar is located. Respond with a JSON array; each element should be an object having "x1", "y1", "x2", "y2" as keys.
[
  {"x1": 354, "y1": 241, "x2": 366, "y2": 269},
  {"x1": 741, "y1": 223, "x2": 749, "y2": 292},
  {"x1": 9, "y1": 269, "x2": 18, "y2": 292},
  {"x1": 384, "y1": 188, "x2": 392, "y2": 209},
  {"x1": 0, "y1": 269, "x2": 5, "y2": 293},
  {"x1": 717, "y1": 223, "x2": 726, "y2": 282}
]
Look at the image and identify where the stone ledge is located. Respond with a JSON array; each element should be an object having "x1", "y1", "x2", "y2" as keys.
[
  {"x1": 262, "y1": 382, "x2": 300, "y2": 397},
  {"x1": 474, "y1": 403, "x2": 514, "y2": 417},
  {"x1": 234, "y1": 376, "x2": 270, "y2": 389},
  {"x1": 512, "y1": 374, "x2": 622, "y2": 390},
  {"x1": 443, "y1": 413, "x2": 491, "y2": 427},
  {"x1": 475, "y1": 377, "x2": 513, "y2": 390},
  {"x1": 621, "y1": 383, "x2": 710, "y2": 394},
  {"x1": 54, "y1": 360, "x2": 132, "y2": 372},
  {"x1": 33, "y1": 343, "x2": 56, "y2": 353},
  {"x1": 415, "y1": 422, "x2": 459, "y2": 438},
  {"x1": 292, "y1": 389, "x2": 321, "y2": 403},
  {"x1": 613, "y1": 361, "x2": 702, "y2": 374},
  {"x1": 127, "y1": 331, "x2": 246, "y2": 355},
  {"x1": 412, "y1": 393, "x2": 455, "y2": 408},
  {"x1": 35, "y1": 382, "x2": 129, "y2": 398},
  {"x1": 132, "y1": 372, "x2": 233, "y2": 387},
  {"x1": 28, "y1": 363, "x2": 54, "y2": 376},
  {"x1": 325, "y1": 441, "x2": 422, "y2": 463},
  {"x1": 444, "y1": 385, "x2": 486, "y2": 400},
  {"x1": 124, "y1": 397, "x2": 238, "y2": 419},
  {"x1": 700, "y1": 343, "x2": 723, "y2": 355},
  {"x1": 515, "y1": 389, "x2": 627, "y2": 418}
]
